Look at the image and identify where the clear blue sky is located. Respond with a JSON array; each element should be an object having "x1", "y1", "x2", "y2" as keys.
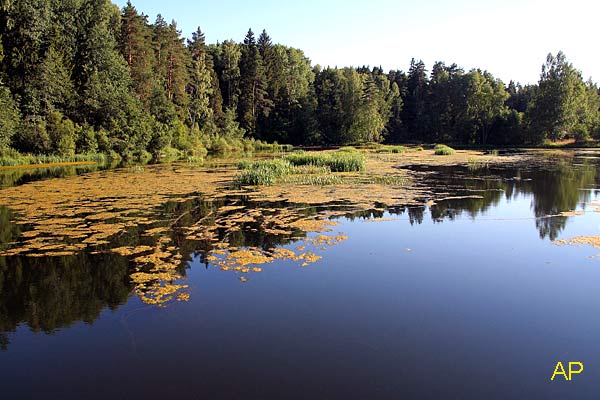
[{"x1": 114, "y1": 0, "x2": 599, "y2": 84}]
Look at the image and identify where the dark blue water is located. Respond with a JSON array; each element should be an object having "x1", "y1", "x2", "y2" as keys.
[{"x1": 2, "y1": 151, "x2": 600, "y2": 399}]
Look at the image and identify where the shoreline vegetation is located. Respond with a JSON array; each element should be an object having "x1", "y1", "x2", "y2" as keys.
[
  {"x1": 3, "y1": 139, "x2": 600, "y2": 170},
  {"x1": 0, "y1": 138, "x2": 293, "y2": 167},
  {"x1": 0, "y1": 2, "x2": 598, "y2": 168}
]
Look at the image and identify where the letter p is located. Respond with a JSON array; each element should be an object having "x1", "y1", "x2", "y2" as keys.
[{"x1": 568, "y1": 362, "x2": 584, "y2": 380}]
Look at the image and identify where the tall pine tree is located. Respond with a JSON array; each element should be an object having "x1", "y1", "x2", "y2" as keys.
[{"x1": 238, "y1": 29, "x2": 271, "y2": 136}]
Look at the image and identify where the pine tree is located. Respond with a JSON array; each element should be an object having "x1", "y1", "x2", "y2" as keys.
[
  {"x1": 187, "y1": 27, "x2": 213, "y2": 129},
  {"x1": 238, "y1": 29, "x2": 271, "y2": 136},
  {"x1": 403, "y1": 59, "x2": 429, "y2": 140},
  {"x1": 75, "y1": 0, "x2": 149, "y2": 155},
  {"x1": 257, "y1": 29, "x2": 275, "y2": 98},
  {"x1": 153, "y1": 18, "x2": 190, "y2": 114},
  {"x1": 120, "y1": 1, "x2": 154, "y2": 102},
  {"x1": 215, "y1": 39, "x2": 241, "y2": 112},
  {"x1": 205, "y1": 49, "x2": 224, "y2": 122}
]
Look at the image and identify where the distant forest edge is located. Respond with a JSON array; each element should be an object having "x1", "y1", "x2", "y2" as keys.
[{"x1": 0, "y1": 0, "x2": 599, "y2": 164}]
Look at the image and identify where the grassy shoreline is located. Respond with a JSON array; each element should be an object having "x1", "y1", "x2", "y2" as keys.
[
  {"x1": 1, "y1": 140, "x2": 593, "y2": 171},
  {"x1": 0, "y1": 161, "x2": 100, "y2": 170},
  {"x1": 0, "y1": 139, "x2": 295, "y2": 169},
  {"x1": 0, "y1": 152, "x2": 110, "y2": 167}
]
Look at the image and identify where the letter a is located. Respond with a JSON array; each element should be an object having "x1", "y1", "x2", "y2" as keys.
[{"x1": 551, "y1": 362, "x2": 568, "y2": 381}]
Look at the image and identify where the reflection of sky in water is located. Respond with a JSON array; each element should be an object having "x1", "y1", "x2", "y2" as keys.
[{"x1": 2, "y1": 154, "x2": 600, "y2": 399}]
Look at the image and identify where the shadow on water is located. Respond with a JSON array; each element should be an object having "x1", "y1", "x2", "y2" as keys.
[{"x1": 1, "y1": 151, "x2": 600, "y2": 351}]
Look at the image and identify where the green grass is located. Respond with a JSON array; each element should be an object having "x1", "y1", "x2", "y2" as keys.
[
  {"x1": 284, "y1": 150, "x2": 366, "y2": 172},
  {"x1": 279, "y1": 173, "x2": 344, "y2": 185},
  {"x1": 337, "y1": 146, "x2": 359, "y2": 153},
  {"x1": 253, "y1": 141, "x2": 293, "y2": 153},
  {"x1": 434, "y1": 144, "x2": 456, "y2": 156},
  {"x1": 361, "y1": 142, "x2": 381, "y2": 150},
  {"x1": 236, "y1": 159, "x2": 294, "y2": 185},
  {"x1": 283, "y1": 152, "x2": 325, "y2": 166},
  {"x1": 376, "y1": 145, "x2": 406, "y2": 154},
  {"x1": 236, "y1": 152, "x2": 364, "y2": 186},
  {"x1": 186, "y1": 155, "x2": 204, "y2": 163},
  {"x1": 326, "y1": 152, "x2": 366, "y2": 172},
  {"x1": 0, "y1": 150, "x2": 109, "y2": 167},
  {"x1": 290, "y1": 164, "x2": 332, "y2": 175}
]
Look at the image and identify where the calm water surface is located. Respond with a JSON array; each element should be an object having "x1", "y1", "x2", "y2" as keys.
[{"x1": 1, "y1": 151, "x2": 600, "y2": 399}]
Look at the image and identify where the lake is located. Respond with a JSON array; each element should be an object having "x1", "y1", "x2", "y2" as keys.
[{"x1": 1, "y1": 149, "x2": 599, "y2": 399}]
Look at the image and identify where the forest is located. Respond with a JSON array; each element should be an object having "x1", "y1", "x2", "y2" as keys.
[{"x1": 0, "y1": 0, "x2": 599, "y2": 163}]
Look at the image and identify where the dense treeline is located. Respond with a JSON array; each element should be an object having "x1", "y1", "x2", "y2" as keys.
[{"x1": 0, "y1": 0, "x2": 599, "y2": 162}]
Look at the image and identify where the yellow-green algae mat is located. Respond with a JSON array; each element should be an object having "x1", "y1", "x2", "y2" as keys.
[
  {"x1": 0, "y1": 164, "x2": 402, "y2": 307},
  {"x1": 0, "y1": 151, "x2": 527, "y2": 307}
]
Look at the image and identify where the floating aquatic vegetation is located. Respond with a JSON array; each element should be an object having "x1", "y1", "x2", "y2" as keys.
[
  {"x1": 0, "y1": 165, "x2": 232, "y2": 257},
  {"x1": 110, "y1": 246, "x2": 154, "y2": 257},
  {"x1": 553, "y1": 236, "x2": 600, "y2": 250},
  {"x1": 0, "y1": 150, "x2": 528, "y2": 307},
  {"x1": 558, "y1": 211, "x2": 586, "y2": 217},
  {"x1": 206, "y1": 239, "x2": 335, "y2": 272},
  {"x1": 128, "y1": 237, "x2": 189, "y2": 307},
  {"x1": 290, "y1": 219, "x2": 339, "y2": 232}
]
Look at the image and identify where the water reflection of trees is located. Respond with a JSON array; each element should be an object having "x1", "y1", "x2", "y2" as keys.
[
  {"x1": 0, "y1": 164, "x2": 106, "y2": 189},
  {"x1": 0, "y1": 206, "x2": 21, "y2": 252},
  {"x1": 162, "y1": 196, "x2": 323, "y2": 259},
  {"x1": 0, "y1": 253, "x2": 131, "y2": 350},
  {"x1": 416, "y1": 158, "x2": 599, "y2": 240},
  {"x1": 0, "y1": 196, "x2": 329, "y2": 347},
  {"x1": 341, "y1": 157, "x2": 598, "y2": 241}
]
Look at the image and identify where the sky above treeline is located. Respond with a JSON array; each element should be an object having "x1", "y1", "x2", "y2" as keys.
[{"x1": 114, "y1": 0, "x2": 599, "y2": 85}]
